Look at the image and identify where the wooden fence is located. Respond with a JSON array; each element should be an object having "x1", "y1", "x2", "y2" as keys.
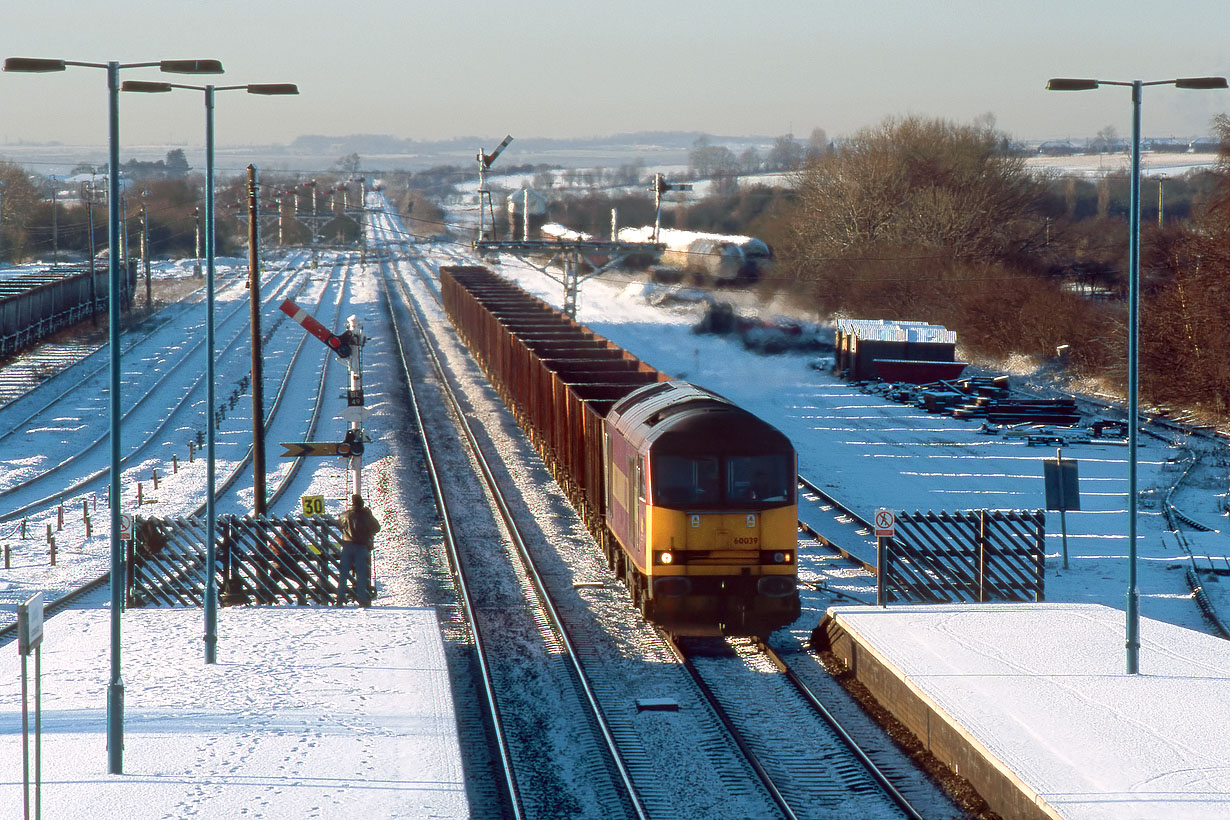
[
  {"x1": 884, "y1": 509, "x2": 1046, "y2": 603},
  {"x1": 127, "y1": 514, "x2": 358, "y2": 607}
]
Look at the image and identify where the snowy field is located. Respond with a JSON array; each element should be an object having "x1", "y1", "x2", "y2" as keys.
[{"x1": 1, "y1": 197, "x2": 1230, "y2": 816}]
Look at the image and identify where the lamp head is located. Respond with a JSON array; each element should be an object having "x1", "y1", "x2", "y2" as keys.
[
  {"x1": 160, "y1": 59, "x2": 223, "y2": 75},
  {"x1": 1047, "y1": 78, "x2": 1099, "y2": 91},
  {"x1": 4, "y1": 58, "x2": 67, "y2": 73},
  {"x1": 121, "y1": 80, "x2": 173, "y2": 93},
  {"x1": 1175, "y1": 77, "x2": 1228, "y2": 90},
  {"x1": 246, "y1": 83, "x2": 298, "y2": 95}
]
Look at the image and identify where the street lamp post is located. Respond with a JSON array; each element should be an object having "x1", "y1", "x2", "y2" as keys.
[
  {"x1": 121, "y1": 80, "x2": 297, "y2": 665},
  {"x1": 5, "y1": 55, "x2": 223, "y2": 774},
  {"x1": 1047, "y1": 75, "x2": 1227, "y2": 675}
]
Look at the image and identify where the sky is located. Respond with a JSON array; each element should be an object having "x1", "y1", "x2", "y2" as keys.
[{"x1": 2, "y1": 0, "x2": 1229, "y2": 155}]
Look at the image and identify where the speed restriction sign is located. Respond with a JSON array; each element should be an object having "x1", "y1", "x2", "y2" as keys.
[
  {"x1": 874, "y1": 508, "x2": 895, "y2": 538},
  {"x1": 301, "y1": 495, "x2": 326, "y2": 517}
]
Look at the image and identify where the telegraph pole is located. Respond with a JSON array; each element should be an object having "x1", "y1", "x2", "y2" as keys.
[{"x1": 247, "y1": 165, "x2": 267, "y2": 515}]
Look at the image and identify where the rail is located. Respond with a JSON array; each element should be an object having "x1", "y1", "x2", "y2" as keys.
[{"x1": 382, "y1": 222, "x2": 648, "y2": 819}]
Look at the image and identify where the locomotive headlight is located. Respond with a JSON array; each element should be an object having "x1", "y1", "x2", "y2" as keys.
[
  {"x1": 660, "y1": 551, "x2": 674, "y2": 565},
  {"x1": 773, "y1": 551, "x2": 793, "y2": 564}
]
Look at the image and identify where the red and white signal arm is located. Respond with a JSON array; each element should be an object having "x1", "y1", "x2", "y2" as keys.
[{"x1": 874, "y1": 508, "x2": 895, "y2": 538}]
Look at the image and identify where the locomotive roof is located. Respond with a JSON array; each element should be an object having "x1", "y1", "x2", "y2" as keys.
[{"x1": 606, "y1": 380, "x2": 793, "y2": 454}]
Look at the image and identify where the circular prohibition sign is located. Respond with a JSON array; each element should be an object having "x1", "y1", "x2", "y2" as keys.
[{"x1": 874, "y1": 507, "x2": 895, "y2": 538}]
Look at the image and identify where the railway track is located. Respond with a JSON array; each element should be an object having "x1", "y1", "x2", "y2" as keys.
[
  {"x1": 670, "y1": 635, "x2": 928, "y2": 820},
  {"x1": 380, "y1": 238, "x2": 648, "y2": 818},
  {"x1": 0, "y1": 253, "x2": 340, "y2": 628},
  {"x1": 0, "y1": 260, "x2": 305, "y2": 520},
  {"x1": 369, "y1": 201, "x2": 964, "y2": 819}
]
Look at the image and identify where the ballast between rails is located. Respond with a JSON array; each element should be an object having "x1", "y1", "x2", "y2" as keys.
[{"x1": 383, "y1": 252, "x2": 648, "y2": 819}]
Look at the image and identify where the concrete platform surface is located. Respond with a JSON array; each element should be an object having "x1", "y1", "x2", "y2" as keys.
[{"x1": 824, "y1": 602, "x2": 1230, "y2": 820}]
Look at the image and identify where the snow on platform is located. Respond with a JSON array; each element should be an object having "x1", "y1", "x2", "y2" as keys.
[
  {"x1": 819, "y1": 603, "x2": 1230, "y2": 820},
  {"x1": 0, "y1": 606, "x2": 466, "y2": 819}
]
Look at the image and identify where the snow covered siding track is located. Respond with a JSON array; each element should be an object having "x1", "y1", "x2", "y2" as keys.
[
  {"x1": 0, "y1": 262, "x2": 305, "y2": 524},
  {"x1": 380, "y1": 246, "x2": 646, "y2": 819},
  {"x1": 797, "y1": 474, "x2": 879, "y2": 571},
  {"x1": 198, "y1": 255, "x2": 352, "y2": 516},
  {"x1": 0, "y1": 256, "x2": 314, "y2": 630}
]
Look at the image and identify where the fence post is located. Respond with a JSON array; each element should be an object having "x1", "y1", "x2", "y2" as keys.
[
  {"x1": 1035, "y1": 510, "x2": 1046, "y2": 602},
  {"x1": 57, "y1": 504, "x2": 63, "y2": 532},
  {"x1": 876, "y1": 535, "x2": 891, "y2": 607},
  {"x1": 316, "y1": 518, "x2": 329, "y2": 602},
  {"x1": 977, "y1": 510, "x2": 988, "y2": 603},
  {"x1": 126, "y1": 537, "x2": 135, "y2": 608}
]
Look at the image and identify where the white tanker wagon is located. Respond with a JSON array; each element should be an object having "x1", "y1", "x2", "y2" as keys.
[{"x1": 618, "y1": 226, "x2": 773, "y2": 284}]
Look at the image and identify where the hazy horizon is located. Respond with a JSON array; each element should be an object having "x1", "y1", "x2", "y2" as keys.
[{"x1": 3, "y1": 0, "x2": 1228, "y2": 169}]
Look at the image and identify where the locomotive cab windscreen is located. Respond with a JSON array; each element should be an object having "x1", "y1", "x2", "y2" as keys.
[{"x1": 649, "y1": 412, "x2": 795, "y2": 510}]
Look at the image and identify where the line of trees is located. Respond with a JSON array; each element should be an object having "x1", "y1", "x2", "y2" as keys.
[
  {"x1": 0, "y1": 157, "x2": 373, "y2": 265},
  {"x1": 754, "y1": 113, "x2": 1230, "y2": 420}
]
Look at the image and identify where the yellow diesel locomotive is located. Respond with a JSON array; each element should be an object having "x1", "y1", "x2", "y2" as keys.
[{"x1": 604, "y1": 381, "x2": 799, "y2": 635}]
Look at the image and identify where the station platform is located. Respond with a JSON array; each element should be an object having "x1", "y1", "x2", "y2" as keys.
[
  {"x1": 0, "y1": 605, "x2": 467, "y2": 819},
  {"x1": 815, "y1": 603, "x2": 1230, "y2": 820}
]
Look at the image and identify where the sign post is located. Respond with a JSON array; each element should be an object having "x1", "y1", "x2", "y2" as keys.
[
  {"x1": 18, "y1": 592, "x2": 44, "y2": 820},
  {"x1": 874, "y1": 508, "x2": 895, "y2": 608},
  {"x1": 1044, "y1": 448, "x2": 1081, "y2": 570}
]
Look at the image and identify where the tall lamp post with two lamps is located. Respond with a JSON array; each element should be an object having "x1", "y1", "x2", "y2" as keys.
[
  {"x1": 3, "y1": 55, "x2": 224, "y2": 775},
  {"x1": 1046, "y1": 75, "x2": 1227, "y2": 675},
  {"x1": 121, "y1": 80, "x2": 299, "y2": 666}
]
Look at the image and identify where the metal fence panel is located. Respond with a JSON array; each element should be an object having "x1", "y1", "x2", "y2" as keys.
[
  {"x1": 888, "y1": 509, "x2": 1045, "y2": 603},
  {"x1": 127, "y1": 514, "x2": 347, "y2": 607}
]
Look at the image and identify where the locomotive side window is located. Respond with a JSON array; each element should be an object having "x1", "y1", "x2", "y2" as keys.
[
  {"x1": 726, "y1": 454, "x2": 793, "y2": 503},
  {"x1": 652, "y1": 454, "x2": 719, "y2": 506}
]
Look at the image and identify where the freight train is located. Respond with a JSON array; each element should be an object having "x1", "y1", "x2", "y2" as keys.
[
  {"x1": 441, "y1": 265, "x2": 799, "y2": 636},
  {"x1": 0, "y1": 264, "x2": 119, "y2": 357}
]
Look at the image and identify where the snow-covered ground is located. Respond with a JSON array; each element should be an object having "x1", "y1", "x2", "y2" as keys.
[
  {"x1": 3, "y1": 193, "x2": 1230, "y2": 817},
  {"x1": 481, "y1": 250, "x2": 1230, "y2": 817},
  {"x1": 0, "y1": 605, "x2": 466, "y2": 819},
  {"x1": 489, "y1": 257, "x2": 1230, "y2": 636}
]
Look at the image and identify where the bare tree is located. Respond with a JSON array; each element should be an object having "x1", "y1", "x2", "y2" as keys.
[{"x1": 782, "y1": 115, "x2": 1048, "y2": 266}]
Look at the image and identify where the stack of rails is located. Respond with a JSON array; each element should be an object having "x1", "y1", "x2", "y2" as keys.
[{"x1": 950, "y1": 396, "x2": 1081, "y2": 425}]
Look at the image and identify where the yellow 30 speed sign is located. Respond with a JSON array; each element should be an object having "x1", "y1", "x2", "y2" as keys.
[{"x1": 301, "y1": 495, "x2": 326, "y2": 516}]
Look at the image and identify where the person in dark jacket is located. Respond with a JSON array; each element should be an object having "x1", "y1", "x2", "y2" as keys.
[{"x1": 337, "y1": 494, "x2": 381, "y2": 607}]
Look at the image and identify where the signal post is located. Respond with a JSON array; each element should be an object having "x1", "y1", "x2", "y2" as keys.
[{"x1": 279, "y1": 299, "x2": 368, "y2": 498}]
